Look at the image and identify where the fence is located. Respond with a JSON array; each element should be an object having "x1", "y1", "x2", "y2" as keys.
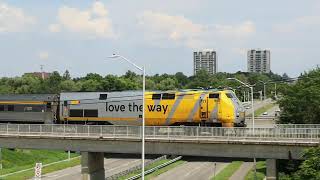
[
  {"x1": 0, "y1": 124, "x2": 319, "y2": 142},
  {"x1": 275, "y1": 124, "x2": 320, "y2": 129}
]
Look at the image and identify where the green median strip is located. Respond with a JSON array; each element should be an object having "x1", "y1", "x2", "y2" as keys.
[
  {"x1": 211, "y1": 161, "x2": 243, "y2": 180},
  {"x1": 245, "y1": 161, "x2": 266, "y2": 180},
  {"x1": 254, "y1": 103, "x2": 275, "y2": 117}
]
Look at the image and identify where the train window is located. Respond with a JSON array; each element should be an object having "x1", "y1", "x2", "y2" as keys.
[
  {"x1": 8, "y1": 105, "x2": 14, "y2": 112},
  {"x1": 0, "y1": 105, "x2": 4, "y2": 111},
  {"x1": 99, "y1": 94, "x2": 108, "y2": 100},
  {"x1": 162, "y1": 93, "x2": 175, "y2": 100},
  {"x1": 24, "y1": 107, "x2": 33, "y2": 112},
  {"x1": 64, "y1": 101, "x2": 68, "y2": 106},
  {"x1": 69, "y1": 109, "x2": 83, "y2": 117},
  {"x1": 46, "y1": 102, "x2": 51, "y2": 109},
  {"x1": 209, "y1": 94, "x2": 219, "y2": 99},
  {"x1": 152, "y1": 94, "x2": 161, "y2": 100},
  {"x1": 84, "y1": 109, "x2": 98, "y2": 117},
  {"x1": 226, "y1": 93, "x2": 234, "y2": 98}
]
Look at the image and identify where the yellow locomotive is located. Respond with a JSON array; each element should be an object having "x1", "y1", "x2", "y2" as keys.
[{"x1": 60, "y1": 89, "x2": 246, "y2": 127}]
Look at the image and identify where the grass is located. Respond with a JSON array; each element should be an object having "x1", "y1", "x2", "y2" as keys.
[
  {"x1": 119, "y1": 159, "x2": 185, "y2": 180},
  {"x1": 3, "y1": 157, "x2": 80, "y2": 180},
  {"x1": 211, "y1": 161, "x2": 243, "y2": 180},
  {"x1": 0, "y1": 149, "x2": 80, "y2": 180},
  {"x1": 245, "y1": 161, "x2": 266, "y2": 180}
]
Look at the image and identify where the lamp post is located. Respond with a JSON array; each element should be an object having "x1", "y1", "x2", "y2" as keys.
[
  {"x1": 258, "y1": 80, "x2": 268, "y2": 100},
  {"x1": 227, "y1": 77, "x2": 256, "y2": 180},
  {"x1": 227, "y1": 78, "x2": 255, "y2": 131},
  {"x1": 108, "y1": 54, "x2": 146, "y2": 180}
]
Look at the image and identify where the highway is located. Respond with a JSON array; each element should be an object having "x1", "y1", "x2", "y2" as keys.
[
  {"x1": 154, "y1": 157, "x2": 228, "y2": 180},
  {"x1": 42, "y1": 157, "x2": 149, "y2": 180},
  {"x1": 244, "y1": 99, "x2": 278, "y2": 128},
  {"x1": 244, "y1": 98, "x2": 273, "y2": 116}
]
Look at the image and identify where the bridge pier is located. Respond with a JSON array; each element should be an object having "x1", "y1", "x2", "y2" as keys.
[
  {"x1": 266, "y1": 159, "x2": 278, "y2": 180},
  {"x1": 81, "y1": 152, "x2": 105, "y2": 180}
]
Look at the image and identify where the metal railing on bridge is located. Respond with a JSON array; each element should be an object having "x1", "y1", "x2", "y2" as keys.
[
  {"x1": 275, "y1": 124, "x2": 320, "y2": 129},
  {"x1": 0, "y1": 124, "x2": 319, "y2": 142}
]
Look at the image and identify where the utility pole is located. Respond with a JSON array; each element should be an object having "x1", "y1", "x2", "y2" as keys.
[
  {"x1": 40, "y1": 65, "x2": 45, "y2": 80},
  {"x1": 274, "y1": 83, "x2": 277, "y2": 98}
]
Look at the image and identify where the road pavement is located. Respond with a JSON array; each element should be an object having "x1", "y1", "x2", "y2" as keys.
[
  {"x1": 244, "y1": 99, "x2": 273, "y2": 116},
  {"x1": 41, "y1": 157, "x2": 148, "y2": 180},
  {"x1": 154, "y1": 159, "x2": 228, "y2": 180}
]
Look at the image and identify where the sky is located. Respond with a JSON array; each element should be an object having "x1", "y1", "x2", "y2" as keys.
[{"x1": 0, "y1": 0, "x2": 320, "y2": 77}]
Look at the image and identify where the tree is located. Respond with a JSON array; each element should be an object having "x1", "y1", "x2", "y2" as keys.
[
  {"x1": 292, "y1": 147, "x2": 320, "y2": 179},
  {"x1": 186, "y1": 69, "x2": 211, "y2": 88},
  {"x1": 80, "y1": 79, "x2": 103, "y2": 92},
  {"x1": 157, "y1": 78, "x2": 178, "y2": 90},
  {"x1": 60, "y1": 80, "x2": 80, "y2": 92},
  {"x1": 174, "y1": 72, "x2": 188, "y2": 88},
  {"x1": 282, "y1": 73, "x2": 290, "y2": 81},
  {"x1": 42, "y1": 71, "x2": 62, "y2": 93},
  {"x1": 278, "y1": 68, "x2": 320, "y2": 124},
  {"x1": 63, "y1": 70, "x2": 71, "y2": 80}
]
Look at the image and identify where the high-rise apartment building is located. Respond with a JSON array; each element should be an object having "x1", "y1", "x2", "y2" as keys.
[
  {"x1": 247, "y1": 49, "x2": 271, "y2": 73},
  {"x1": 193, "y1": 50, "x2": 217, "y2": 75}
]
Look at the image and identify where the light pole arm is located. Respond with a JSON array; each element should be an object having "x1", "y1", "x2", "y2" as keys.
[
  {"x1": 117, "y1": 55, "x2": 143, "y2": 72},
  {"x1": 229, "y1": 78, "x2": 250, "y2": 88}
]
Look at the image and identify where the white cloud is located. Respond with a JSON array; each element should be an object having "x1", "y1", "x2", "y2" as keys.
[
  {"x1": 296, "y1": 16, "x2": 320, "y2": 25},
  {"x1": 48, "y1": 24, "x2": 61, "y2": 33},
  {"x1": 213, "y1": 21, "x2": 255, "y2": 38},
  {"x1": 231, "y1": 48, "x2": 248, "y2": 56},
  {"x1": 50, "y1": 1, "x2": 115, "y2": 38},
  {"x1": 273, "y1": 15, "x2": 320, "y2": 33},
  {"x1": 38, "y1": 51, "x2": 49, "y2": 60},
  {"x1": 0, "y1": 2, "x2": 36, "y2": 33},
  {"x1": 137, "y1": 11, "x2": 255, "y2": 48}
]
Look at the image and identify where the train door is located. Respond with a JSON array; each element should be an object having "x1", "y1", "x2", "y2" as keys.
[
  {"x1": 62, "y1": 100, "x2": 69, "y2": 121},
  {"x1": 199, "y1": 95, "x2": 209, "y2": 121}
]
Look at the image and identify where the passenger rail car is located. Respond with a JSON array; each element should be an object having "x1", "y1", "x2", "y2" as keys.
[{"x1": 0, "y1": 94, "x2": 59, "y2": 123}]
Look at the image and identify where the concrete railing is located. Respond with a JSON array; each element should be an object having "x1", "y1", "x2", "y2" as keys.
[{"x1": 0, "y1": 124, "x2": 319, "y2": 142}]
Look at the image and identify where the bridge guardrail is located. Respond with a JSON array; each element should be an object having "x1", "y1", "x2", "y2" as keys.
[{"x1": 0, "y1": 124, "x2": 319, "y2": 142}]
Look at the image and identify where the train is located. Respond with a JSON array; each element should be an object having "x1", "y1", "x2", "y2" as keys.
[{"x1": 0, "y1": 89, "x2": 246, "y2": 127}]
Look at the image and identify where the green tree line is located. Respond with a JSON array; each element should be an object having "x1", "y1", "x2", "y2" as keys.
[{"x1": 0, "y1": 70, "x2": 287, "y2": 99}]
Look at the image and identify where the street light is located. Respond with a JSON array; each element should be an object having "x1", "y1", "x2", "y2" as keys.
[
  {"x1": 108, "y1": 54, "x2": 146, "y2": 180},
  {"x1": 227, "y1": 78, "x2": 257, "y2": 180},
  {"x1": 227, "y1": 78, "x2": 255, "y2": 131},
  {"x1": 258, "y1": 80, "x2": 268, "y2": 100}
]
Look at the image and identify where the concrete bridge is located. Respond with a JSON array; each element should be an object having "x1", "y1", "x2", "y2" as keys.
[{"x1": 0, "y1": 124, "x2": 319, "y2": 180}]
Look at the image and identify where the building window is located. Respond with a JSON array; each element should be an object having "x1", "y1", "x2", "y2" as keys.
[{"x1": 0, "y1": 105, "x2": 4, "y2": 111}]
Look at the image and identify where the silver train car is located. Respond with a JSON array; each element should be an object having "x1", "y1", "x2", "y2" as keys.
[{"x1": 0, "y1": 94, "x2": 59, "y2": 123}]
